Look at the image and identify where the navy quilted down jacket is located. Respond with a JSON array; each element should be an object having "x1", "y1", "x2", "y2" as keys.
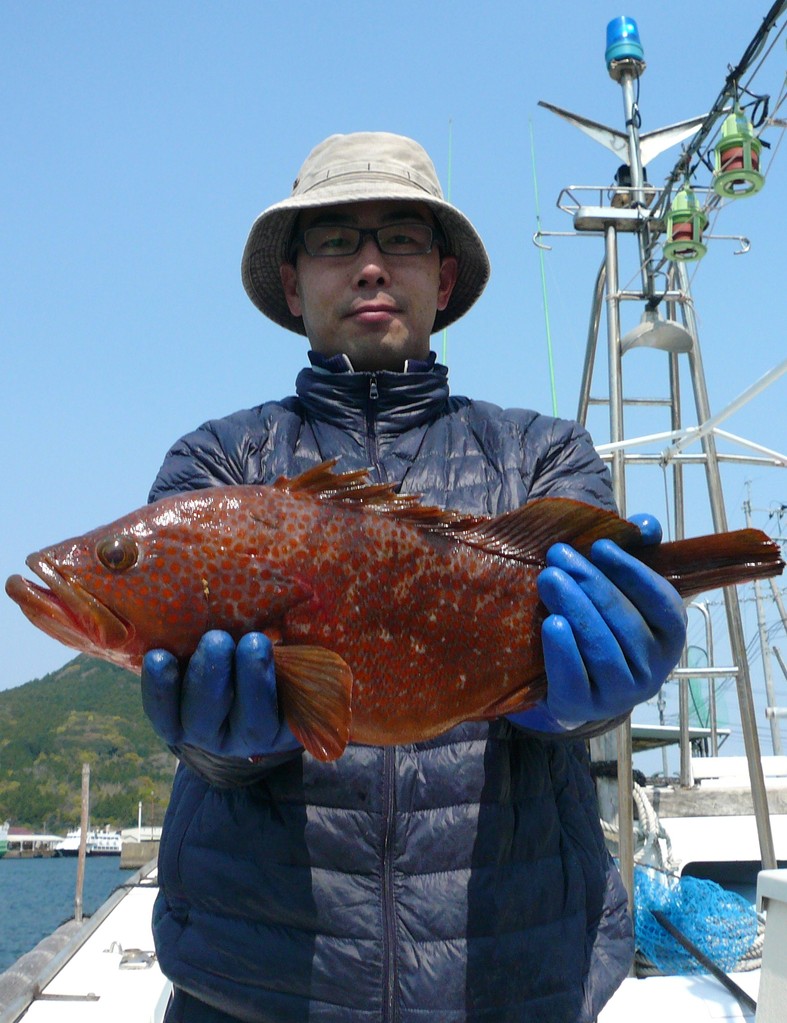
[{"x1": 149, "y1": 358, "x2": 634, "y2": 1023}]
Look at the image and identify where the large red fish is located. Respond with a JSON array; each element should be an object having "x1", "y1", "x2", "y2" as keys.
[{"x1": 6, "y1": 462, "x2": 784, "y2": 760}]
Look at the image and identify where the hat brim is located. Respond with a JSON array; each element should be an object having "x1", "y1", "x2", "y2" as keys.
[{"x1": 241, "y1": 181, "x2": 490, "y2": 337}]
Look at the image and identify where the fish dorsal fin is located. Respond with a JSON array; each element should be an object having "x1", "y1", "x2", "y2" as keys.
[
  {"x1": 273, "y1": 460, "x2": 479, "y2": 528},
  {"x1": 272, "y1": 464, "x2": 643, "y2": 553},
  {"x1": 274, "y1": 459, "x2": 408, "y2": 507},
  {"x1": 446, "y1": 498, "x2": 643, "y2": 564},
  {"x1": 273, "y1": 459, "x2": 371, "y2": 497}
]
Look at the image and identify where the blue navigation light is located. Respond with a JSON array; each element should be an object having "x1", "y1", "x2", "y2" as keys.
[{"x1": 605, "y1": 16, "x2": 644, "y2": 68}]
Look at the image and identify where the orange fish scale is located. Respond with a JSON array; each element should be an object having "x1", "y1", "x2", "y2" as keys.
[{"x1": 265, "y1": 499, "x2": 546, "y2": 745}]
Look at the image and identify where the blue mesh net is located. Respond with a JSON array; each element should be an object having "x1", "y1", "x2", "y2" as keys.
[{"x1": 634, "y1": 866, "x2": 759, "y2": 975}]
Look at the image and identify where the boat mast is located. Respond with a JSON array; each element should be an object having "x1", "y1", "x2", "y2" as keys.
[{"x1": 538, "y1": 7, "x2": 787, "y2": 906}]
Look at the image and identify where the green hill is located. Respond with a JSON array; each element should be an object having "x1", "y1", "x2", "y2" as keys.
[{"x1": 0, "y1": 656, "x2": 176, "y2": 831}]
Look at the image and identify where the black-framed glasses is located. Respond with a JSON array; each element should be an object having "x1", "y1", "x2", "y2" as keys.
[{"x1": 294, "y1": 222, "x2": 441, "y2": 258}]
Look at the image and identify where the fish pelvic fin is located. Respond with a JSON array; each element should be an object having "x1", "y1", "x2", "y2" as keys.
[
  {"x1": 639, "y1": 529, "x2": 784, "y2": 598},
  {"x1": 272, "y1": 645, "x2": 353, "y2": 762}
]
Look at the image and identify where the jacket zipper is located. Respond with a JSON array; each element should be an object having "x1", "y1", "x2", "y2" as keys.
[
  {"x1": 364, "y1": 373, "x2": 397, "y2": 1020},
  {"x1": 381, "y1": 747, "x2": 398, "y2": 1023},
  {"x1": 365, "y1": 374, "x2": 383, "y2": 479}
]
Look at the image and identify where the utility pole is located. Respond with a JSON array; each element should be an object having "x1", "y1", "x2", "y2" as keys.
[{"x1": 74, "y1": 763, "x2": 90, "y2": 923}]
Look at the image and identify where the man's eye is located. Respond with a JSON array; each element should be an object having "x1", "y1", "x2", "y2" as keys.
[
  {"x1": 303, "y1": 227, "x2": 356, "y2": 255},
  {"x1": 320, "y1": 234, "x2": 353, "y2": 251},
  {"x1": 380, "y1": 225, "x2": 431, "y2": 252}
]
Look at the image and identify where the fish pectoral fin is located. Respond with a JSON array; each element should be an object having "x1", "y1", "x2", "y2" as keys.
[
  {"x1": 478, "y1": 673, "x2": 548, "y2": 718},
  {"x1": 272, "y1": 645, "x2": 353, "y2": 763}
]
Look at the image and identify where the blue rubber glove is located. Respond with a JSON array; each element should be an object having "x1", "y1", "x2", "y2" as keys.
[
  {"x1": 509, "y1": 513, "x2": 686, "y2": 733},
  {"x1": 141, "y1": 630, "x2": 302, "y2": 759}
]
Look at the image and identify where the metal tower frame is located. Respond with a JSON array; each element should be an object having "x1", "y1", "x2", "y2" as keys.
[
  {"x1": 537, "y1": 7, "x2": 787, "y2": 905},
  {"x1": 571, "y1": 201, "x2": 780, "y2": 900}
]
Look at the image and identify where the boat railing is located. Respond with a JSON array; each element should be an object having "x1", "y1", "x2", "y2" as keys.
[
  {"x1": 535, "y1": 184, "x2": 753, "y2": 262},
  {"x1": 0, "y1": 859, "x2": 160, "y2": 1023}
]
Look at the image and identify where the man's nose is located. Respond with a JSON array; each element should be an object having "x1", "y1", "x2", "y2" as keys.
[{"x1": 354, "y1": 235, "x2": 391, "y2": 288}]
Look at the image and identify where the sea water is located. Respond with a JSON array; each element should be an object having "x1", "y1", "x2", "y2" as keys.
[{"x1": 0, "y1": 856, "x2": 131, "y2": 972}]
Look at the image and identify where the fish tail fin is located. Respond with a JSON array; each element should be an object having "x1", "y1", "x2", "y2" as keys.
[
  {"x1": 452, "y1": 499, "x2": 783, "y2": 599},
  {"x1": 272, "y1": 646, "x2": 353, "y2": 762},
  {"x1": 639, "y1": 529, "x2": 784, "y2": 598}
]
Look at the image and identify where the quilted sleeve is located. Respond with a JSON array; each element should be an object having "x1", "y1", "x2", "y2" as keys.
[
  {"x1": 147, "y1": 399, "x2": 303, "y2": 502},
  {"x1": 522, "y1": 414, "x2": 616, "y2": 511}
]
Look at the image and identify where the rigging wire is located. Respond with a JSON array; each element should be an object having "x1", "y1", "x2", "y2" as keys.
[
  {"x1": 639, "y1": 10, "x2": 787, "y2": 296},
  {"x1": 440, "y1": 119, "x2": 453, "y2": 367},
  {"x1": 741, "y1": 10, "x2": 787, "y2": 94},
  {"x1": 653, "y1": 1, "x2": 787, "y2": 221},
  {"x1": 660, "y1": 463, "x2": 673, "y2": 543},
  {"x1": 529, "y1": 118, "x2": 559, "y2": 416},
  {"x1": 760, "y1": 102, "x2": 787, "y2": 175}
]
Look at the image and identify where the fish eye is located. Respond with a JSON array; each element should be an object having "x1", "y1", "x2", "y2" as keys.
[{"x1": 96, "y1": 536, "x2": 138, "y2": 573}]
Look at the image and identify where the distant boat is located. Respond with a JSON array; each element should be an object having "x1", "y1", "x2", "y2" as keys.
[
  {"x1": 54, "y1": 827, "x2": 122, "y2": 857},
  {"x1": 0, "y1": 821, "x2": 8, "y2": 858}
]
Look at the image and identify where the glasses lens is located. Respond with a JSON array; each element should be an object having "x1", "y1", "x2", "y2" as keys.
[
  {"x1": 377, "y1": 224, "x2": 434, "y2": 254},
  {"x1": 301, "y1": 223, "x2": 435, "y2": 257},
  {"x1": 302, "y1": 225, "x2": 360, "y2": 257}
]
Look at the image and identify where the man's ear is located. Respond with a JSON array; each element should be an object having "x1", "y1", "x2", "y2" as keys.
[
  {"x1": 280, "y1": 263, "x2": 302, "y2": 317},
  {"x1": 436, "y1": 256, "x2": 459, "y2": 312}
]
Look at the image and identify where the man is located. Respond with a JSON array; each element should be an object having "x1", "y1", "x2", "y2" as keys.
[{"x1": 141, "y1": 132, "x2": 686, "y2": 1022}]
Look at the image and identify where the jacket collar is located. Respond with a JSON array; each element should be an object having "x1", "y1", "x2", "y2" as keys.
[
  {"x1": 307, "y1": 350, "x2": 438, "y2": 374},
  {"x1": 295, "y1": 351, "x2": 450, "y2": 434}
]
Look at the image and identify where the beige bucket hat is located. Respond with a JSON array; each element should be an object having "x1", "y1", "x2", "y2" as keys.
[{"x1": 241, "y1": 131, "x2": 491, "y2": 336}]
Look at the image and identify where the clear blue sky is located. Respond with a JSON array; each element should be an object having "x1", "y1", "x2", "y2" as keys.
[{"x1": 2, "y1": 3, "x2": 785, "y2": 762}]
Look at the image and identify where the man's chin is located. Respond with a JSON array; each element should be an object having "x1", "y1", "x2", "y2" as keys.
[
  {"x1": 349, "y1": 343, "x2": 424, "y2": 373},
  {"x1": 323, "y1": 332, "x2": 428, "y2": 373}
]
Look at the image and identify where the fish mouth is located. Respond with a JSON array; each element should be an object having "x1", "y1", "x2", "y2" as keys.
[{"x1": 5, "y1": 555, "x2": 130, "y2": 653}]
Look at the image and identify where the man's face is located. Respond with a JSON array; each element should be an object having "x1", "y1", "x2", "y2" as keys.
[{"x1": 280, "y1": 200, "x2": 458, "y2": 371}]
